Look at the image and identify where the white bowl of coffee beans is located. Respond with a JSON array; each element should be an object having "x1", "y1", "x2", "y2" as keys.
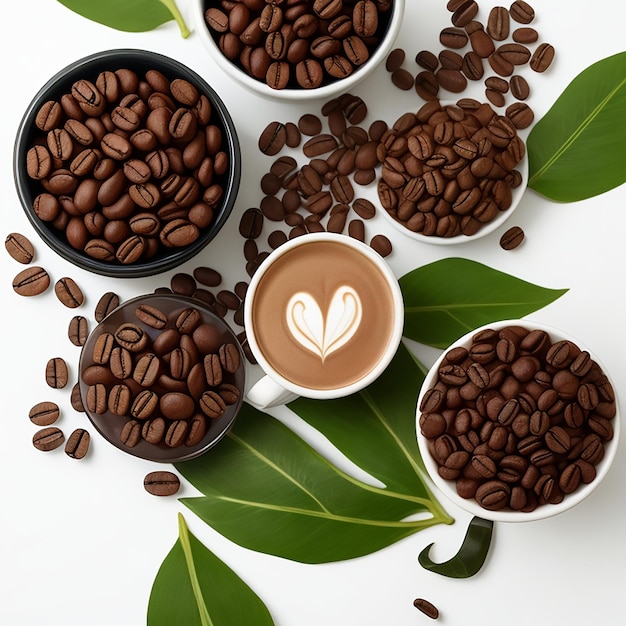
[
  {"x1": 378, "y1": 99, "x2": 528, "y2": 244},
  {"x1": 416, "y1": 320, "x2": 619, "y2": 522},
  {"x1": 79, "y1": 293, "x2": 245, "y2": 462},
  {"x1": 14, "y1": 49, "x2": 241, "y2": 278},
  {"x1": 194, "y1": 0, "x2": 405, "y2": 100}
]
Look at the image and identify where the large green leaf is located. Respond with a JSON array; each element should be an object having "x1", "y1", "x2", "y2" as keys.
[
  {"x1": 57, "y1": 0, "x2": 189, "y2": 37},
  {"x1": 527, "y1": 51, "x2": 626, "y2": 201},
  {"x1": 176, "y1": 382, "x2": 453, "y2": 564},
  {"x1": 148, "y1": 514, "x2": 275, "y2": 626},
  {"x1": 289, "y1": 343, "x2": 431, "y2": 496},
  {"x1": 400, "y1": 258, "x2": 568, "y2": 348}
]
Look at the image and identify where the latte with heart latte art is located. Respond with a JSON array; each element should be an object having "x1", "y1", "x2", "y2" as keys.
[{"x1": 248, "y1": 239, "x2": 397, "y2": 391}]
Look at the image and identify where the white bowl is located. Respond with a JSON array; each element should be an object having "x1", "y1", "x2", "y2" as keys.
[
  {"x1": 379, "y1": 113, "x2": 528, "y2": 246},
  {"x1": 192, "y1": 0, "x2": 405, "y2": 101},
  {"x1": 415, "y1": 319, "x2": 619, "y2": 522}
]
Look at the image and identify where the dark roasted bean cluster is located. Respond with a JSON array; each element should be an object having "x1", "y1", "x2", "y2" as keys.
[
  {"x1": 419, "y1": 325, "x2": 616, "y2": 513},
  {"x1": 203, "y1": 0, "x2": 394, "y2": 90},
  {"x1": 25, "y1": 67, "x2": 229, "y2": 265}
]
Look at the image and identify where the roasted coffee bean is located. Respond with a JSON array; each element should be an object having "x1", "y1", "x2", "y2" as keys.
[
  {"x1": 5, "y1": 232, "x2": 35, "y2": 264},
  {"x1": 45, "y1": 357, "x2": 68, "y2": 389},
  {"x1": 144, "y1": 470, "x2": 181, "y2": 496},
  {"x1": 54, "y1": 277, "x2": 84, "y2": 308},
  {"x1": 12, "y1": 266, "x2": 50, "y2": 296},
  {"x1": 94, "y1": 292, "x2": 120, "y2": 321},
  {"x1": 499, "y1": 225, "x2": 525, "y2": 250},
  {"x1": 510, "y1": 1, "x2": 535, "y2": 24},
  {"x1": 440, "y1": 26, "x2": 468, "y2": 49},
  {"x1": 487, "y1": 6, "x2": 510, "y2": 40},
  {"x1": 29, "y1": 401, "x2": 60, "y2": 426},
  {"x1": 65, "y1": 428, "x2": 90, "y2": 459},
  {"x1": 121, "y1": 419, "x2": 142, "y2": 447},
  {"x1": 413, "y1": 598, "x2": 440, "y2": 620},
  {"x1": 512, "y1": 27, "x2": 538, "y2": 44},
  {"x1": 33, "y1": 427, "x2": 65, "y2": 452},
  {"x1": 510, "y1": 75, "x2": 530, "y2": 100},
  {"x1": 68, "y1": 315, "x2": 89, "y2": 346},
  {"x1": 530, "y1": 42, "x2": 555, "y2": 73},
  {"x1": 386, "y1": 48, "x2": 405, "y2": 72}
]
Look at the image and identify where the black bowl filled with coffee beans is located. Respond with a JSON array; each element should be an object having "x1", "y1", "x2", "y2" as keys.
[
  {"x1": 416, "y1": 320, "x2": 619, "y2": 522},
  {"x1": 193, "y1": 1, "x2": 405, "y2": 100},
  {"x1": 14, "y1": 49, "x2": 241, "y2": 278},
  {"x1": 79, "y1": 294, "x2": 245, "y2": 463}
]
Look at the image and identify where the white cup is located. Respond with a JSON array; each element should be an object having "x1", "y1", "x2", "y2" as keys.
[{"x1": 244, "y1": 233, "x2": 404, "y2": 408}]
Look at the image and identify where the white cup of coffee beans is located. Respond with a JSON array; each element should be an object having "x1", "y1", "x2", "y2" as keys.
[
  {"x1": 193, "y1": 0, "x2": 405, "y2": 100},
  {"x1": 416, "y1": 320, "x2": 619, "y2": 522}
]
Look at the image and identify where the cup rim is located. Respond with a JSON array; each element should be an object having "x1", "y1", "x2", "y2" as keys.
[
  {"x1": 243, "y1": 232, "x2": 405, "y2": 399},
  {"x1": 192, "y1": 0, "x2": 406, "y2": 101},
  {"x1": 415, "y1": 319, "x2": 620, "y2": 522},
  {"x1": 13, "y1": 48, "x2": 241, "y2": 278}
]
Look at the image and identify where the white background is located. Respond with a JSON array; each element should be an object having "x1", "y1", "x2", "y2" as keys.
[{"x1": 1, "y1": 1, "x2": 626, "y2": 625}]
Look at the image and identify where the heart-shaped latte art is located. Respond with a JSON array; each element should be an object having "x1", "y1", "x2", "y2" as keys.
[{"x1": 286, "y1": 286, "x2": 362, "y2": 361}]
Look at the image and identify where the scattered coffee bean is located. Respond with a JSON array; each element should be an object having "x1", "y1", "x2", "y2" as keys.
[
  {"x1": 144, "y1": 470, "x2": 180, "y2": 496},
  {"x1": 46, "y1": 357, "x2": 69, "y2": 389},
  {"x1": 413, "y1": 598, "x2": 440, "y2": 620},
  {"x1": 29, "y1": 401, "x2": 60, "y2": 426},
  {"x1": 68, "y1": 315, "x2": 89, "y2": 346},
  {"x1": 65, "y1": 428, "x2": 90, "y2": 459},
  {"x1": 33, "y1": 426, "x2": 65, "y2": 451},
  {"x1": 530, "y1": 42, "x2": 555, "y2": 72},
  {"x1": 54, "y1": 277, "x2": 84, "y2": 308},
  {"x1": 12, "y1": 266, "x2": 50, "y2": 296},
  {"x1": 71, "y1": 383, "x2": 85, "y2": 412},
  {"x1": 510, "y1": 1, "x2": 535, "y2": 24},
  {"x1": 386, "y1": 48, "x2": 406, "y2": 72},
  {"x1": 5, "y1": 232, "x2": 34, "y2": 264},
  {"x1": 499, "y1": 225, "x2": 525, "y2": 250}
]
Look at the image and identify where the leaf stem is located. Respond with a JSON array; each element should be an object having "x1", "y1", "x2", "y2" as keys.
[
  {"x1": 158, "y1": 0, "x2": 190, "y2": 38},
  {"x1": 178, "y1": 513, "x2": 213, "y2": 626}
]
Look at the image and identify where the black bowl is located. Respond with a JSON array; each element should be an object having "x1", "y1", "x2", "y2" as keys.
[{"x1": 14, "y1": 49, "x2": 241, "y2": 278}]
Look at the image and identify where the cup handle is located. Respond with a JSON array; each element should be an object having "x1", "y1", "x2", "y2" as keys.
[{"x1": 245, "y1": 375, "x2": 299, "y2": 409}]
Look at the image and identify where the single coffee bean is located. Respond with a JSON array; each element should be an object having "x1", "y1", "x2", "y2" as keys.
[
  {"x1": 510, "y1": 75, "x2": 530, "y2": 100},
  {"x1": 144, "y1": 470, "x2": 181, "y2": 496},
  {"x1": 391, "y1": 68, "x2": 414, "y2": 91},
  {"x1": 45, "y1": 357, "x2": 68, "y2": 389},
  {"x1": 29, "y1": 401, "x2": 60, "y2": 426},
  {"x1": 68, "y1": 315, "x2": 89, "y2": 346},
  {"x1": 12, "y1": 266, "x2": 50, "y2": 296},
  {"x1": 54, "y1": 277, "x2": 84, "y2": 308},
  {"x1": 65, "y1": 428, "x2": 90, "y2": 459},
  {"x1": 120, "y1": 419, "x2": 142, "y2": 447},
  {"x1": 509, "y1": 0, "x2": 535, "y2": 24},
  {"x1": 413, "y1": 598, "x2": 440, "y2": 620},
  {"x1": 135, "y1": 303, "x2": 168, "y2": 328},
  {"x1": 499, "y1": 226, "x2": 525, "y2": 250},
  {"x1": 415, "y1": 50, "x2": 439, "y2": 72},
  {"x1": 530, "y1": 42, "x2": 555, "y2": 73},
  {"x1": 487, "y1": 6, "x2": 510, "y2": 40},
  {"x1": 5, "y1": 232, "x2": 34, "y2": 264},
  {"x1": 386, "y1": 48, "x2": 405, "y2": 73},
  {"x1": 258, "y1": 121, "x2": 287, "y2": 156},
  {"x1": 33, "y1": 427, "x2": 65, "y2": 452}
]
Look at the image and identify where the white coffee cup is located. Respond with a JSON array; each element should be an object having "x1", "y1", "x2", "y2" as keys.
[{"x1": 244, "y1": 233, "x2": 404, "y2": 408}]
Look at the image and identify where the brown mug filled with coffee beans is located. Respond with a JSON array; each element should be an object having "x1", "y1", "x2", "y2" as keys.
[
  {"x1": 416, "y1": 320, "x2": 619, "y2": 522},
  {"x1": 79, "y1": 293, "x2": 245, "y2": 462},
  {"x1": 14, "y1": 49, "x2": 241, "y2": 278}
]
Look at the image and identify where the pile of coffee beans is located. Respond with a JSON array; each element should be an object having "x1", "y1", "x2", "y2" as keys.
[
  {"x1": 24, "y1": 66, "x2": 230, "y2": 265},
  {"x1": 248, "y1": 93, "x2": 392, "y2": 260},
  {"x1": 418, "y1": 325, "x2": 616, "y2": 513},
  {"x1": 387, "y1": 0, "x2": 552, "y2": 120},
  {"x1": 378, "y1": 99, "x2": 524, "y2": 237},
  {"x1": 203, "y1": 0, "x2": 394, "y2": 90},
  {"x1": 81, "y1": 301, "x2": 243, "y2": 451}
]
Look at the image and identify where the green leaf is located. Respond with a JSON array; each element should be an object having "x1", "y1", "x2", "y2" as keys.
[
  {"x1": 57, "y1": 0, "x2": 190, "y2": 38},
  {"x1": 527, "y1": 51, "x2": 626, "y2": 201},
  {"x1": 288, "y1": 343, "x2": 432, "y2": 496},
  {"x1": 418, "y1": 516, "x2": 494, "y2": 578},
  {"x1": 176, "y1": 386, "x2": 453, "y2": 564},
  {"x1": 148, "y1": 513, "x2": 275, "y2": 626},
  {"x1": 400, "y1": 258, "x2": 568, "y2": 348}
]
